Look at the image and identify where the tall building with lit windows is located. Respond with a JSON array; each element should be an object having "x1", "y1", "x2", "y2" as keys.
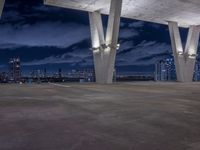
[
  {"x1": 9, "y1": 57, "x2": 21, "y2": 82},
  {"x1": 155, "y1": 57, "x2": 176, "y2": 81},
  {"x1": 155, "y1": 57, "x2": 200, "y2": 82},
  {"x1": 194, "y1": 61, "x2": 200, "y2": 81}
]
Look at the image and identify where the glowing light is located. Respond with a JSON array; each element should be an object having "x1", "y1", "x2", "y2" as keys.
[
  {"x1": 92, "y1": 43, "x2": 120, "y2": 54},
  {"x1": 177, "y1": 51, "x2": 183, "y2": 55},
  {"x1": 104, "y1": 47, "x2": 111, "y2": 53},
  {"x1": 91, "y1": 47, "x2": 100, "y2": 53},
  {"x1": 116, "y1": 44, "x2": 120, "y2": 50},
  {"x1": 93, "y1": 39, "x2": 100, "y2": 49},
  {"x1": 93, "y1": 49, "x2": 100, "y2": 53},
  {"x1": 188, "y1": 53, "x2": 197, "y2": 59}
]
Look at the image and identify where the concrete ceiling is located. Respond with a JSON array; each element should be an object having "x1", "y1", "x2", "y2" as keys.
[
  {"x1": 45, "y1": 0, "x2": 200, "y2": 28},
  {"x1": 0, "y1": 0, "x2": 5, "y2": 17}
]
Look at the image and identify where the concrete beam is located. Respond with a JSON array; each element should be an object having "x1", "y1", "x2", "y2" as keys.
[
  {"x1": 89, "y1": 0, "x2": 122, "y2": 84},
  {"x1": 0, "y1": 0, "x2": 5, "y2": 17},
  {"x1": 168, "y1": 22, "x2": 200, "y2": 82},
  {"x1": 45, "y1": 0, "x2": 200, "y2": 28}
]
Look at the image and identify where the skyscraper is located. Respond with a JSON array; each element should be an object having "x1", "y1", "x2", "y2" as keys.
[
  {"x1": 155, "y1": 58, "x2": 176, "y2": 81},
  {"x1": 9, "y1": 57, "x2": 21, "y2": 82},
  {"x1": 194, "y1": 62, "x2": 200, "y2": 81}
]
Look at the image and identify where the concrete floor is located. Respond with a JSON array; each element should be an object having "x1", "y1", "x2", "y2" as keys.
[{"x1": 0, "y1": 82, "x2": 200, "y2": 150}]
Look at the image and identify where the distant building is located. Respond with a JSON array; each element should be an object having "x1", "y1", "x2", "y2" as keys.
[
  {"x1": 44, "y1": 68, "x2": 47, "y2": 78},
  {"x1": 155, "y1": 58, "x2": 176, "y2": 81},
  {"x1": 9, "y1": 57, "x2": 21, "y2": 82},
  {"x1": 194, "y1": 62, "x2": 200, "y2": 81},
  {"x1": 155, "y1": 58, "x2": 200, "y2": 81},
  {"x1": 0, "y1": 72, "x2": 8, "y2": 83},
  {"x1": 58, "y1": 68, "x2": 62, "y2": 78},
  {"x1": 67, "y1": 68, "x2": 95, "y2": 82}
]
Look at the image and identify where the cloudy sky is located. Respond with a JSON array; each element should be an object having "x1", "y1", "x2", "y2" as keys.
[{"x1": 0, "y1": 0, "x2": 191, "y2": 75}]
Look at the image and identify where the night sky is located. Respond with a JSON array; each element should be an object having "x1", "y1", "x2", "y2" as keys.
[{"x1": 0, "y1": 0, "x2": 192, "y2": 75}]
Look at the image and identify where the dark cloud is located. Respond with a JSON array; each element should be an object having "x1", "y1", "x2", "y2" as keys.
[{"x1": 0, "y1": 21, "x2": 90, "y2": 48}]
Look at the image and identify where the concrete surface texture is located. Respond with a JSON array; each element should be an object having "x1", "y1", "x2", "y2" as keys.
[
  {"x1": 0, "y1": 82, "x2": 200, "y2": 150},
  {"x1": 45, "y1": 0, "x2": 200, "y2": 27}
]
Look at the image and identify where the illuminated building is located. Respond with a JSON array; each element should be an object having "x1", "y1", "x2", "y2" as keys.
[{"x1": 9, "y1": 57, "x2": 21, "y2": 82}]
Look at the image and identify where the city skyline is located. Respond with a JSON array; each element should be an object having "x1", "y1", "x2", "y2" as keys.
[{"x1": 0, "y1": 0, "x2": 199, "y2": 75}]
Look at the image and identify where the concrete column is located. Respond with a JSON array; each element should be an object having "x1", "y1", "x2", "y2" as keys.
[
  {"x1": 89, "y1": 0, "x2": 122, "y2": 84},
  {"x1": 0, "y1": 0, "x2": 5, "y2": 17},
  {"x1": 168, "y1": 22, "x2": 200, "y2": 82}
]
